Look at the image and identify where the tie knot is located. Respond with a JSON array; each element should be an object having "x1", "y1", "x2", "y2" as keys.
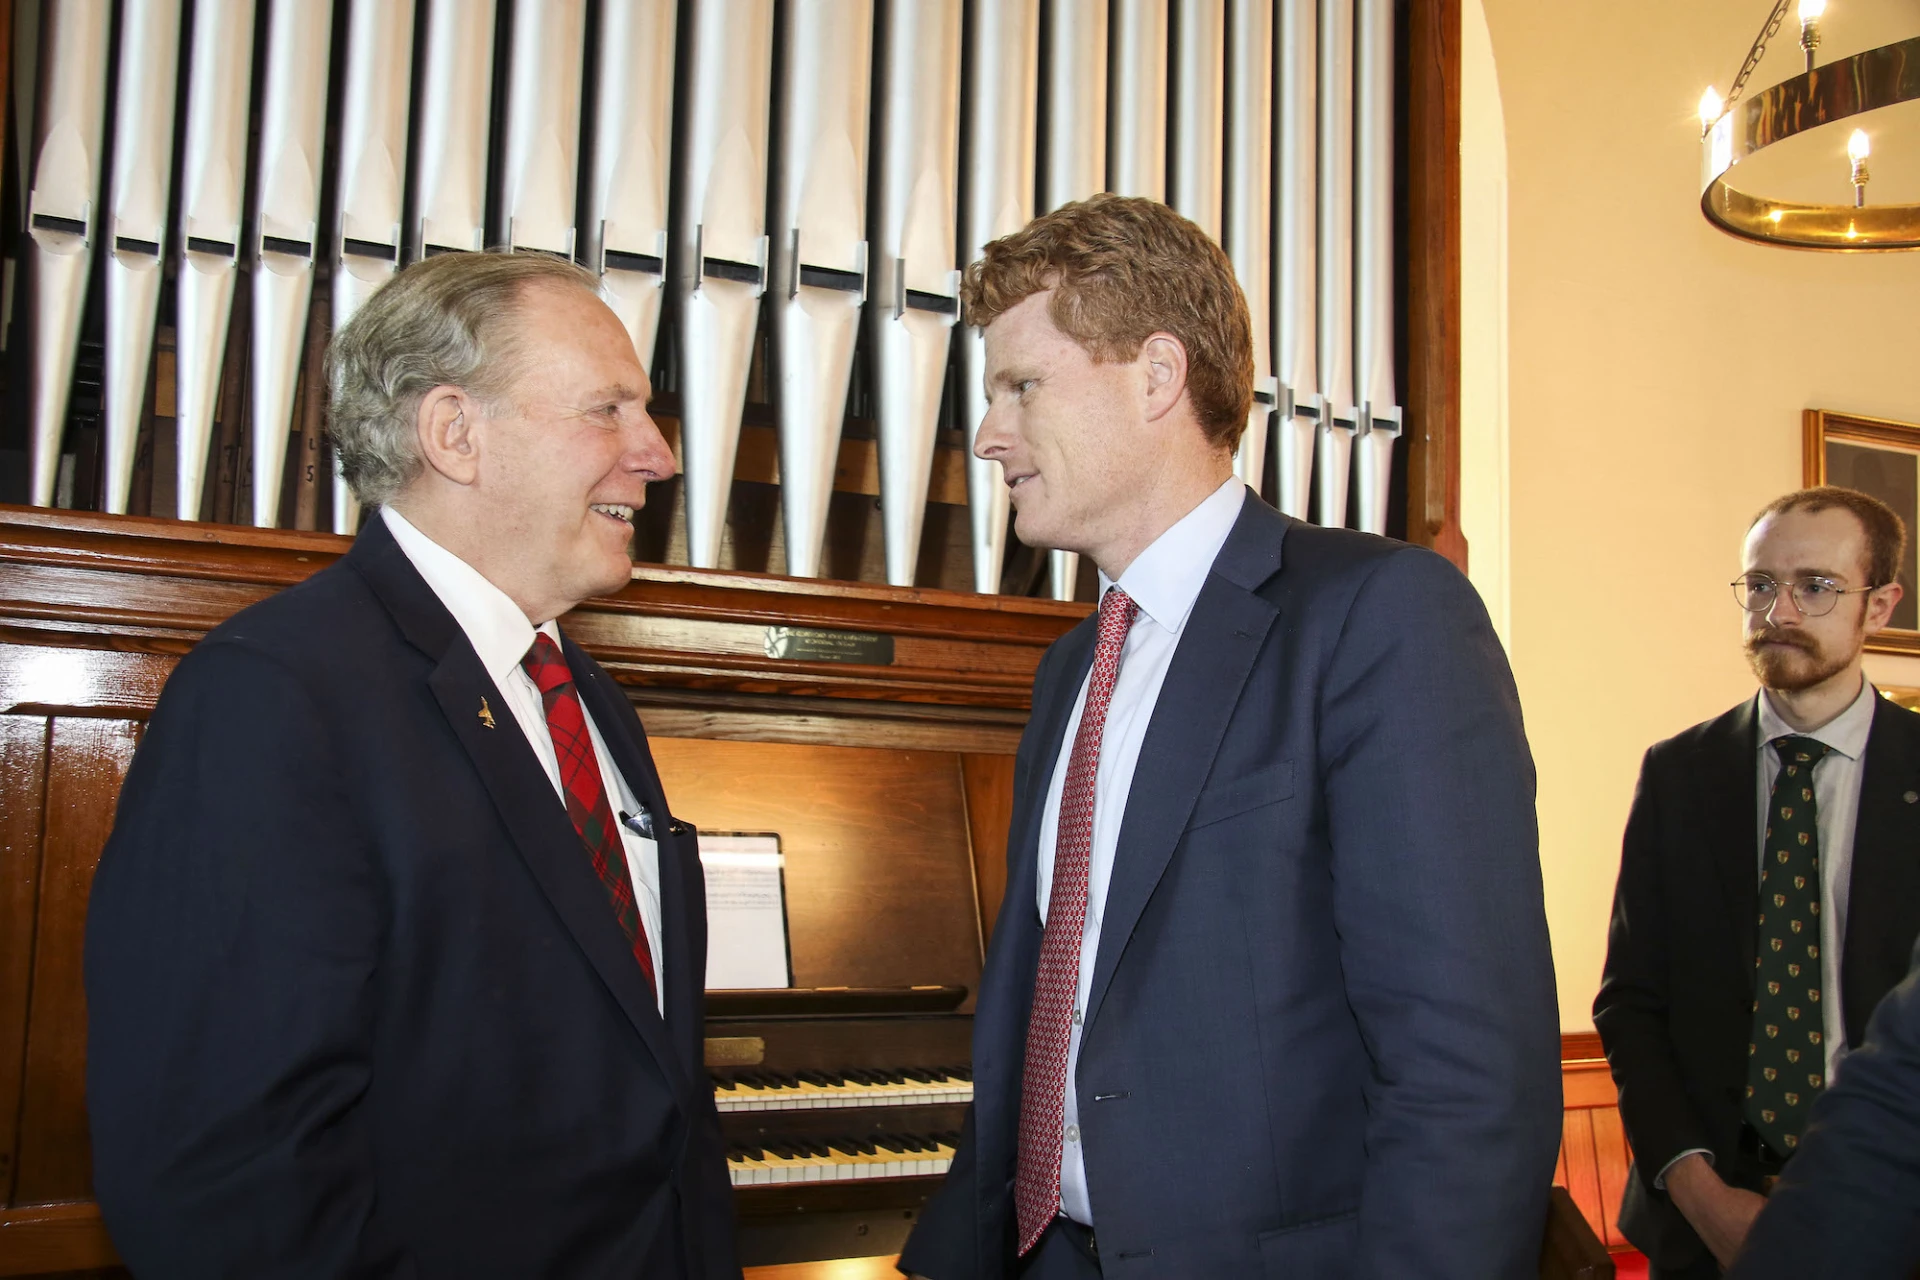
[
  {"x1": 1097, "y1": 586, "x2": 1138, "y2": 642},
  {"x1": 520, "y1": 632, "x2": 573, "y2": 694},
  {"x1": 1772, "y1": 735, "x2": 1830, "y2": 770}
]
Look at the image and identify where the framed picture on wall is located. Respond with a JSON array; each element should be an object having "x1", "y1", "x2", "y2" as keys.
[{"x1": 1804, "y1": 409, "x2": 1920, "y2": 655}]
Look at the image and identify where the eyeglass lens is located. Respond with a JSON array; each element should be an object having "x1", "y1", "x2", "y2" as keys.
[{"x1": 1733, "y1": 575, "x2": 1844, "y2": 617}]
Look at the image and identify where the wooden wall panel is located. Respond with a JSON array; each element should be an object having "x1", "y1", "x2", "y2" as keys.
[
  {"x1": 11, "y1": 720, "x2": 139, "y2": 1205},
  {"x1": 0, "y1": 716, "x2": 49, "y2": 1207},
  {"x1": 646, "y1": 739, "x2": 983, "y2": 998},
  {"x1": 960, "y1": 754, "x2": 1015, "y2": 949}
]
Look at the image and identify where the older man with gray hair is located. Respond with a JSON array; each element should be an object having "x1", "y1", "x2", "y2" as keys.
[{"x1": 85, "y1": 252, "x2": 740, "y2": 1278}]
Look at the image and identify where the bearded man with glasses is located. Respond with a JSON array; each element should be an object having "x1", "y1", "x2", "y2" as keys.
[{"x1": 1596, "y1": 485, "x2": 1920, "y2": 1278}]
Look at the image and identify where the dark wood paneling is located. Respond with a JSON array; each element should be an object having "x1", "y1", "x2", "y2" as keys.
[
  {"x1": 0, "y1": 716, "x2": 48, "y2": 1207},
  {"x1": 1405, "y1": 0, "x2": 1466, "y2": 571},
  {"x1": 960, "y1": 754, "x2": 1015, "y2": 949},
  {"x1": 647, "y1": 740, "x2": 982, "y2": 998},
  {"x1": 0, "y1": 1204, "x2": 120, "y2": 1278},
  {"x1": 11, "y1": 720, "x2": 138, "y2": 1204}
]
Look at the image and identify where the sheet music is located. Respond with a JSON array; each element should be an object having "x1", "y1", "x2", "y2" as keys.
[{"x1": 700, "y1": 832, "x2": 791, "y2": 990}]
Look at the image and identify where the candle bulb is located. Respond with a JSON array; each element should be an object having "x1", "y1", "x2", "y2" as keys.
[
  {"x1": 1699, "y1": 86, "x2": 1723, "y2": 130},
  {"x1": 1849, "y1": 129, "x2": 1870, "y2": 207},
  {"x1": 1799, "y1": 0, "x2": 1825, "y2": 73}
]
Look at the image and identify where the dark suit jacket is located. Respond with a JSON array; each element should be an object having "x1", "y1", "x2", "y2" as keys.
[
  {"x1": 85, "y1": 516, "x2": 739, "y2": 1279},
  {"x1": 1727, "y1": 936, "x2": 1920, "y2": 1280},
  {"x1": 1594, "y1": 693, "x2": 1920, "y2": 1271},
  {"x1": 898, "y1": 492, "x2": 1562, "y2": 1280}
]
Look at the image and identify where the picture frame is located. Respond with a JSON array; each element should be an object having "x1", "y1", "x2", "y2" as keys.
[{"x1": 1803, "y1": 409, "x2": 1920, "y2": 655}]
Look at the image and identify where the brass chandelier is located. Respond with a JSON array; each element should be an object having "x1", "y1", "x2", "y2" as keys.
[{"x1": 1699, "y1": 0, "x2": 1920, "y2": 250}]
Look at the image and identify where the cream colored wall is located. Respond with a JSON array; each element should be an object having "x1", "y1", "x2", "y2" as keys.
[{"x1": 1478, "y1": 0, "x2": 1920, "y2": 1030}]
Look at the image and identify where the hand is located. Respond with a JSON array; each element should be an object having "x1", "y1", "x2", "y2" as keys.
[{"x1": 1666, "y1": 1152, "x2": 1769, "y2": 1268}]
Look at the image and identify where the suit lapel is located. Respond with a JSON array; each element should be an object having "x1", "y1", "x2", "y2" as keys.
[
  {"x1": 1709, "y1": 698, "x2": 1763, "y2": 988},
  {"x1": 568, "y1": 642, "x2": 704, "y2": 1085},
  {"x1": 348, "y1": 520, "x2": 691, "y2": 1108},
  {"x1": 1083, "y1": 500, "x2": 1283, "y2": 1032},
  {"x1": 1010, "y1": 621, "x2": 1099, "y2": 934},
  {"x1": 1843, "y1": 694, "x2": 1920, "y2": 1045}
]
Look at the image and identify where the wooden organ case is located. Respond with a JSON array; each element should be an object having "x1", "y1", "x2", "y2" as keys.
[
  {"x1": 0, "y1": 505, "x2": 1080, "y2": 1273},
  {"x1": 0, "y1": 0, "x2": 1508, "y2": 1274}
]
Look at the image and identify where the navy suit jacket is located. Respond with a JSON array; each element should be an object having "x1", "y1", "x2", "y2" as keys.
[
  {"x1": 85, "y1": 516, "x2": 739, "y2": 1279},
  {"x1": 1727, "y1": 936, "x2": 1920, "y2": 1279},
  {"x1": 899, "y1": 493, "x2": 1562, "y2": 1279},
  {"x1": 1595, "y1": 694, "x2": 1920, "y2": 1271}
]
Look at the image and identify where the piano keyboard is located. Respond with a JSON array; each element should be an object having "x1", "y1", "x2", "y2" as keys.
[
  {"x1": 711, "y1": 1066, "x2": 973, "y2": 1112},
  {"x1": 726, "y1": 1132, "x2": 961, "y2": 1185}
]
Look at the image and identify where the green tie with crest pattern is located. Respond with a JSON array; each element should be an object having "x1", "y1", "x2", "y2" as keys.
[{"x1": 1746, "y1": 734, "x2": 1830, "y2": 1158}]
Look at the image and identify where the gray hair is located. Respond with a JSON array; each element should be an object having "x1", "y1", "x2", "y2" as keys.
[{"x1": 324, "y1": 250, "x2": 605, "y2": 506}]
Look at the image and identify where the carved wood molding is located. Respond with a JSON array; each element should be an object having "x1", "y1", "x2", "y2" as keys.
[{"x1": 0, "y1": 506, "x2": 1088, "y2": 724}]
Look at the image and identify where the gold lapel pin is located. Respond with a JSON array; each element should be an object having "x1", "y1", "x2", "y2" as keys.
[{"x1": 479, "y1": 697, "x2": 496, "y2": 730}]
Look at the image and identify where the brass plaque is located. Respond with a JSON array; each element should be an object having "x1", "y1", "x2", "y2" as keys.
[
  {"x1": 762, "y1": 626, "x2": 895, "y2": 665},
  {"x1": 703, "y1": 1035, "x2": 767, "y2": 1067}
]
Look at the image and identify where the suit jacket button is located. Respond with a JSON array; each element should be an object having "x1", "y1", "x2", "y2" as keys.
[{"x1": 1904, "y1": 790, "x2": 1918, "y2": 804}]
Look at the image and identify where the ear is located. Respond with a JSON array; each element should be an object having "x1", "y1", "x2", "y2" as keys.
[
  {"x1": 1864, "y1": 580, "x2": 1905, "y2": 636},
  {"x1": 1139, "y1": 332, "x2": 1190, "y2": 423},
  {"x1": 415, "y1": 385, "x2": 484, "y2": 487}
]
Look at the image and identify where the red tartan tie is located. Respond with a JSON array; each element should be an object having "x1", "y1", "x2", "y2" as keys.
[
  {"x1": 520, "y1": 633, "x2": 658, "y2": 1000},
  {"x1": 1015, "y1": 586, "x2": 1138, "y2": 1254}
]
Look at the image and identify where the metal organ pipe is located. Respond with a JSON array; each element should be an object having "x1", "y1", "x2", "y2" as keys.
[
  {"x1": 330, "y1": 0, "x2": 417, "y2": 534},
  {"x1": 1107, "y1": 0, "x2": 1167, "y2": 201},
  {"x1": 959, "y1": 0, "x2": 1041, "y2": 594},
  {"x1": 249, "y1": 0, "x2": 335, "y2": 529},
  {"x1": 26, "y1": 0, "x2": 111, "y2": 508},
  {"x1": 101, "y1": 0, "x2": 183, "y2": 515},
  {"x1": 583, "y1": 0, "x2": 678, "y2": 368},
  {"x1": 1315, "y1": 0, "x2": 1355, "y2": 529},
  {"x1": 495, "y1": 0, "x2": 587, "y2": 260},
  {"x1": 1039, "y1": 0, "x2": 1107, "y2": 601},
  {"x1": 1224, "y1": 0, "x2": 1275, "y2": 500},
  {"x1": 173, "y1": 0, "x2": 258, "y2": 520},
  {"x1": 673, "y1": 0, "x2": 775, "y2": 569},
  {"x1": 1170, "y1": 0, "x2": 1225, "y2": 241},
  {"x1": 869, "y1": 0, "x2": 963, "y2": 588},
  {"x1": 1272, "y1": 0, "x2": 1317, "y2": 521},
  {"x1": 410, "y1": 0, "x2": 496, "y2": 260},
  {"x1": 768, "y1": 0, "x2": 873, "y2": 578},
  {"x1": 1353, "y1": 0, "x2": 1400, "y2": 537}
]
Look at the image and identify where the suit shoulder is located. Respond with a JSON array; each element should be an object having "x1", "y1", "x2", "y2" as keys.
[
  {"x1": 1272, "y1": 521, "x2": 1462, "y2": 595},
  {"x1": 199, "y1": 555, "x2": 389, "y2": 662},
  {"x1": 1644, "y1": 699, "x2": 1753, "y2": 769}
]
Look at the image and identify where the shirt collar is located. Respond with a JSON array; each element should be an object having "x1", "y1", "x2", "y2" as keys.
[
  {"x1": 1757, "y1": 676, "x2": 1879, "y2": 762},
  {"x1": 1097, "y1": 479, "x2": 1247, "y2": 636},
  {"x1": 381, "y1": 507, "x2": 560, "y2": 687}
]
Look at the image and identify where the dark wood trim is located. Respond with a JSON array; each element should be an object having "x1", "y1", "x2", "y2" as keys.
[
  {"x1": 1405, "y1": 0, "x2": 1467, "y2": 571},
  {"x1": 0, "y1": 1204, "x2": 119, "y2": 1278},
  {"x1": 1561, "y1": 1031, "x2": 1605, "y2": 1064},
  {"x1": 0, "y1": 506, "x2": 1087, "y2": 718}
]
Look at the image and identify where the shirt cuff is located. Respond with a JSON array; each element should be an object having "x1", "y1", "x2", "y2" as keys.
[{"x1": 1654, "y1": 1147, "x2": 1714, "y2": 1191}]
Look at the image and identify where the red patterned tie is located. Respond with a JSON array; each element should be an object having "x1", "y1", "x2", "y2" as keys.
[
  {"x1": 521, "y1": 633, "x2": 658, "y2": 999},
  {"x1": 1015, "y1": 586, "x2": 1138, "y2": 1254}
]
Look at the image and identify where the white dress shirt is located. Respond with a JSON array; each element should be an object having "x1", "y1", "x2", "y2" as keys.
[
  {"x1": 1033, "y1": 478, "x2": 1246, "y2": 1226},
  {"x1": 1656, "y1": 675, "x2": 1877, "y2": 1188},
  {"x1": 383, "y1": 507, "x2": 667, "y2": 1014}
]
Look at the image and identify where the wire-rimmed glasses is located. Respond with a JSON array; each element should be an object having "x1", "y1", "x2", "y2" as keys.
[{"x1": 1731, "y1": 572, "x2": 1879, "y2": 617}]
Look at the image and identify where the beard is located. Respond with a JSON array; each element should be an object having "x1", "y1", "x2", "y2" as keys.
[{"x1": 1744, "y1": 624, "x2": 1859, "y2": 693}]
